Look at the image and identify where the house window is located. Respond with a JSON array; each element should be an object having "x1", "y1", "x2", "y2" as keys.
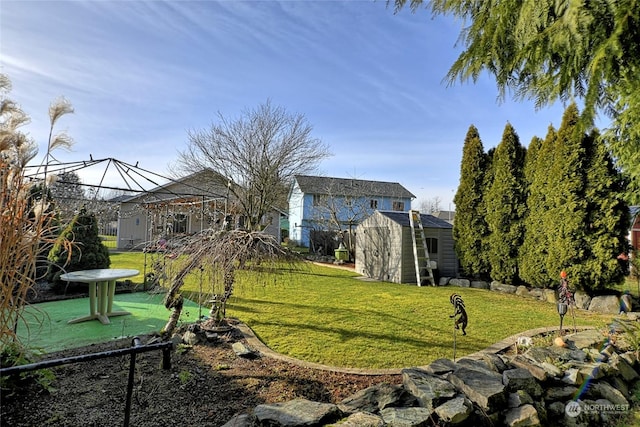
[
  {"x1": 370, "y1": 199, "x2": 378, "y2": 209},
  {"x1": 392, "y1": 201, "x2": 405, "y2": 211},
  {"x1": 313, "y1": 194, "x2": 327, "y2": 206},
  {"x1": 173, "y1": 214, "x2": 187, "y2": 234},
  {"x1": 426, "y1": 238, "x2": 438, "y2": 254}
]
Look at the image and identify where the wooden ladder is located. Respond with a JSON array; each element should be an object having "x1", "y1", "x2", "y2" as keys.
[{"x1": 409, "y1": 210, "x2": 435, "y2": 286}]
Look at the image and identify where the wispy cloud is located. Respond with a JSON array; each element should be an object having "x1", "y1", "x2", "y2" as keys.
[{"x1": 1, "y1": 0, "x2": 578, "y2": 206}]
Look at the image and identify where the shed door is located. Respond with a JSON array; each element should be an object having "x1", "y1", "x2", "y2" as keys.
[{"x1": 363, "y1": 227, "x2": 391, "y2": 281}]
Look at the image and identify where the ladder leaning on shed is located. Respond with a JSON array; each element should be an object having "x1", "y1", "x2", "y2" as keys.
[{"x1": 409, "y1": 210, "x2": 435, "y2": 286}]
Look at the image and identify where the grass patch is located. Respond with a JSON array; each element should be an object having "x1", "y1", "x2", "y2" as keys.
[
  {"x1": 106, "y1": 251, "x2": 616, "y2": 369},
  {"x1": 615, "y1": 276, "x2": 640, "y2": 298},
  {"x1": 225, "y1": 265, "x2": 613, "y2": 368},
  {"x1": 100, "y1": 235, "x2": 117, "y2": 249}
]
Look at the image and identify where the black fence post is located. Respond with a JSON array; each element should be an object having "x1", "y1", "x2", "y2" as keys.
[{"x1": 123, "y1": 337, "x2": 142, "y2": 427}]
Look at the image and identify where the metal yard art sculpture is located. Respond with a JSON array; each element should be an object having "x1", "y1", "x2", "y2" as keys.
[
  {"x1": 557, "y1": 270, "x2": 577, "y2": 336},
  {"x1": 449, "y1": 293, "x2": 468, "y2": 361}
]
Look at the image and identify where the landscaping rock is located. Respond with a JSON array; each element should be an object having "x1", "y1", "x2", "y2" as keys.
[
  {"x1": 545, "y1": 385, "x2": 579, "y2": 401},
  {"x1": 470, "y1": 280, "x2": 489, "y2": 289},
  {"x1": 182, "y1": 330, "x2": 200, "y2": 345},
  {"x1": 455, "y1": 357, "x2": 495, "y2": 375},
  {"x1": 423, "y1": 358, "x2": 457, "y2": 375},
  {"x1": 585, "y1": 382, "x2": 629, "y2": 406},
  {"x1": 402, "y1": 368, "x2": 456, "y2": 410},
  {"x1": 253, "y1": 399, "x2": 342, "y2": 426},
  {"x1": 481, "y1": 352, "x2": 509, "y2": 373},
  {"x1": 227, "y1": 318, "x2": 640, "y2": 426},
  {"x1": 503, "y1": 403, "x2": 540, "y2": 427},
  {"x1": 539, "y1": 362, "x2": 563, "y2": 378},
  {"x1": 508, "y1": 390, "x2": 534, "y2": 408},
  {"x1": 449, "y1": 278, "x2": 470, "y2": 287},
  {"x1": 509, "y1": 355, "x2": 549, "y2": 381},
  {"x1": 588, "y1": 295, "x2": 621, "y2": 314},
  {"x1": 446, "y1": 366, "x2": 506, "y2": 412},
  {"x1": 221, "y1": 413, "x2": 253, "y2": 427},
  {"x1": 490, "y1": 281, "x2": 517, "y2": 293},
  {"x1": 562, "y1": 368, "x2": 585, "y2": 385},
  {"x1": 609, "y1": 353, "x2": 640, "y2": 382},
  {"x1": 542, "y1": 289, "x2": 557, "y2": 303},
  {"x1": 331, "y1": 412, "x2": 384, "y2": 426},
  {"x1": 379, "y1": 407, "x2": 433, "y2": 426},
  {"x1": 503, "y1": 368, "x2": 543, "y2": 397},
  {"x1": 566, "y1": 329, "x2": 606, "y2": 350},
  {"x1": 338, "y1": 383, "x2": 415, "y2": 414},
  {"x1": 573, "y1": 291, "x2": 591, "y2": 309},
  {"x1": 232, "y1": 341, "x2": 259, "y2": 358},
  {"x1": 433, "y1": 396, "x2": 473, "y2": 424},
  {"x1": 528, "y1": 288, "x2": 544, "y2": 300},
  {"x1": 621, "y1": 350, "x2": 639, "y2": 367},
  {"x1": 579, "y1": 362, "x2": 610, "y2": 380}
]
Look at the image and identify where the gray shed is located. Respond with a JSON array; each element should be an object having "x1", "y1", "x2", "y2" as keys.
[{"x1": 355, "y1": 210, "x2": 458, "y2": 284}]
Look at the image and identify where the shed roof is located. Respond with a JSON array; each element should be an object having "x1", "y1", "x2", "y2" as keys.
[
  {"x1": 378, "y1": 210, "x2": 453, "y2": 229},
  {"x1": 294, "y1": 175, "x2": 415, "y2": 199}
]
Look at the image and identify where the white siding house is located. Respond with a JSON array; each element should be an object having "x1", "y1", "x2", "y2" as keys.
[
  {"x1": 116, "y1": 169, "x2": 283, "y2": 250},
  {"x1": 288, "y1": 175, "x2": 415, "y2": 250},
  {"x1": 355, "y1": 210, "x2": 458, "y2": 284}
]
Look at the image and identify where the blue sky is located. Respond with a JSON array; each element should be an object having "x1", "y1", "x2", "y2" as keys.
[{"x1": 2, "y1": 0, "x2": 576, "y2": 209}]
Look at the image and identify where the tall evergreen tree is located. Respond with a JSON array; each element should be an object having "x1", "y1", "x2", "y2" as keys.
[
  {"x1": 394, "y1": 0, "x2": 640, "y2": 203},
  {"x1": 484, "y1": 123, "x2": 527, "y2": 284},
  {"x1": 578, "y1": 130, "x2": 630, "y2": 291},
  {"x1": 544, "y1": 104, "x2": 589, "y2": 284},
  {"x1": 453, "y1": 125, "x2": 489, "y2": 278},
  {"x1": 519, "y1": 128, "x2": 558, "y2": 287},
  {"x1": 523, "y1": 136, "x2": 543, "y2": 187}
]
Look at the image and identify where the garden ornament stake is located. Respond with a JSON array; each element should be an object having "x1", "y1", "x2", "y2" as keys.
[
  {"x1": 557, "y1": 301, "x2": 568, "y2": 336},
  {"x1": 449, "y1": 294, "x2": 467, "y2": 361},
  {"x1": 557, "y1": 270, "x2": 577, "y2": 335}
]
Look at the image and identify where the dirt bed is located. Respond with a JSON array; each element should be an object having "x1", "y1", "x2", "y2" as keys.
[{"x1": 1, "y1": 328, "x2": 401, "y2": 426}]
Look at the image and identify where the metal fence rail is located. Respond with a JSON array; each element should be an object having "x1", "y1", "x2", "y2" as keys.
[{"x1": 1, "y1": 337, "x2": 173, "y2": 427}]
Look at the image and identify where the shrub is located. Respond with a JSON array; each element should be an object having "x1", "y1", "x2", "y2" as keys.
[{"x1": 47, "y1": 207, "x2": 110, "y2": 293}]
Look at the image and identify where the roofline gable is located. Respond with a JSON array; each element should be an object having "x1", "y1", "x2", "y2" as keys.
[{"x1": 293, "y1": 174, "x2": 415, "y2": 199}]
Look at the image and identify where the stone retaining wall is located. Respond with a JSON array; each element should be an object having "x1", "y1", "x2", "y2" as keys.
[{"x1": 222, "y1": 328, "x2": 639, "y2": 426}]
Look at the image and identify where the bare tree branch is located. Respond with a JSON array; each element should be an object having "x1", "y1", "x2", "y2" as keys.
[{"x1": 178, "y1": 100, "x2": 331, "y2": 231}]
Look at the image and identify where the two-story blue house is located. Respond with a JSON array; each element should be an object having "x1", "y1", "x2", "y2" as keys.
[{"x1": 288, "y1": 175, "x2": 415, "y2": 251}]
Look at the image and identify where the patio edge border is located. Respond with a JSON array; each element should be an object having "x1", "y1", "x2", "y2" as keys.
[{"x1": 235, "y1": 323, "x2": 596, "y2": 376}]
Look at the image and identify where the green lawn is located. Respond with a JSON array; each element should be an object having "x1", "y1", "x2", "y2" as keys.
[
  {"x1": 109, "y1": 251, "x2": 616, "y2": 369},
  {"x1": 100, "y1": 234, "x2": 117, "y2": 249}
]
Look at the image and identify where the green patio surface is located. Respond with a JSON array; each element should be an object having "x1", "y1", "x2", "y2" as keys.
[{"x1": 16, "y1": 292, "x2": 202, "y2": 353}]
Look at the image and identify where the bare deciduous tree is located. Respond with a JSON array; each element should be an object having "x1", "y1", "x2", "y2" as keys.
[
  {"x1": 418, "y1": 196, "x2": 442, "y2": 215},
  {"x1": 160, "y1": 229, "x2": 301, "y2": 337},
  {"x1": 178, "y1": 100, "x2": 331, "y2": 231},
  {"x1": 308, "y1": 178, "x2": 380, "y2": 258},
  {"x1": 49, "y1": 171, "x2": 86, "y2": 220}
]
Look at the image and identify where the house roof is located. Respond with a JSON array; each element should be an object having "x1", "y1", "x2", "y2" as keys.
[
  {"x1": 294, "y1": 175, "x2": 415, "y2": 199},
  {"x1": 378, "y1": 210, "x2": 453, "y2": 229},
  {"x1": 433, "y1": 210, "x2": 455, "y2": 222}
]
